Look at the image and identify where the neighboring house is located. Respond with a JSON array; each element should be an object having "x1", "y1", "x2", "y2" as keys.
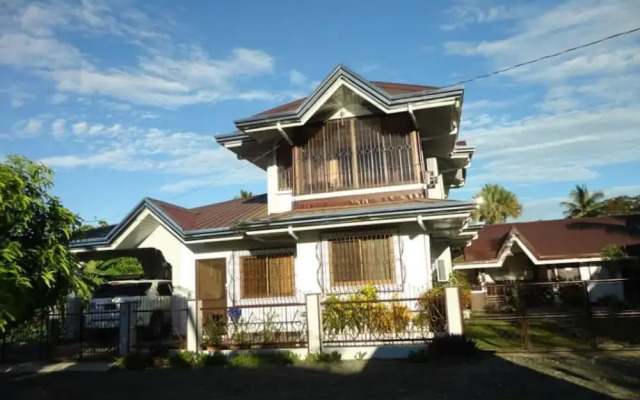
[
  {"x1": 71, "y1": 65, "x2": 476, "y2": 311},
  {"x1": 454, "y1": 215, "x2": 640, "y2": 302}
]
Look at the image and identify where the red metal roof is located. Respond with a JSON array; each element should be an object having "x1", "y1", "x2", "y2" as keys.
[
  {"x1": 254, "y1": 81, "x2": 439, "y2": 117},
  {"x1": 148, "y1": 195, "x2": 268, "y2": 231},
  {"x1": 464, "y1": 215, "x2": 640, "y2": 263}
]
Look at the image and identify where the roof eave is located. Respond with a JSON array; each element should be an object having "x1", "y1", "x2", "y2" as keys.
[
  {"x1": 242, "y1": 201, "x2": 476, "y2": 230},
  {"x1": 69, "y1": 198, "x2": 187, "y2": 249}
]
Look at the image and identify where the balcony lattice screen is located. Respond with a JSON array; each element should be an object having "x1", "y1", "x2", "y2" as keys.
[{"x1": 290, "y1": 115, "x2": 422, "y2": 195}]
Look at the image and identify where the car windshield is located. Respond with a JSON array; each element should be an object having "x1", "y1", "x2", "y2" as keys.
[{"x1": 93, "y1": 282, "x2": 152, "y2": 299}]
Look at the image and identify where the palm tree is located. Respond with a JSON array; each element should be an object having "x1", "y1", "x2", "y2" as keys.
[
  {"x1": 560, "y1": 184, "x2": 605, "y2": 218},
  {"x1": 472, "y1": 184, "x2": 523, "y2": 224},
  {"x1": 236, "y1": 190, "x2": 253, "y2": 199}
]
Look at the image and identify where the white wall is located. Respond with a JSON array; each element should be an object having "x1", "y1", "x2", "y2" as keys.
[
  {"x1": 398, "y1": 223, "x2": 431, "y2": 294},
  {"x1": 267, "y1": 163, "x2": 293, "y2": 214},
  {"x1": 138, "y1": 225, "x2": 184, "y2": 290},
  {"x1": 137, "y1": 221, "x2": 440, "y2": 302},
  {"x1": 579, "y1": 264, "x2": 624, "y2": 302},
  {"x1": 295, "y1": 231, "x2": 323, "y2": 294},
  {"x1": 136, "y1": 222, "x2": 441, "y2": 345}
]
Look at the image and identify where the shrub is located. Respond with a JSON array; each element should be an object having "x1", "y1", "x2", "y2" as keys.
[
  {"x1": 228, "y1": 353, "x2": 262, "y2": 367},
  {"x1": 113, "y1": 352, "x2": 155, "y2": 370},
  {"x1": 202, "y1": 351, "x2": 228, "y2": 367},
  {"x1": 202, "y1": 317, "x2": 225, "y2": 348},
  {"x1": 408, "y1": 334, "x2": 479, "y2": 362},
  {"x1": 305, "y1": 351, "x2": 342, "y2": 364},
  {"x1": 322, "y1": 286, "x2": 413, "y2": 335},
  {"x1": 415, "y1": 288, "x2": 446, "y2": 332},
  {"x1": 449, "y1": 271, "x2": 472, "y2": 309},
  {"x1": 390, "y1": 302, "x2": 412, "y2": 332},
  {"x1": 169, "y1": 351, "x2": 204, "y2": 368},
  {"x1": 354, "y1": 351, "x2": 367, "y2": 361},
  {"x1": 228, "y1": 351, "x2": 300, "y2": 367}
]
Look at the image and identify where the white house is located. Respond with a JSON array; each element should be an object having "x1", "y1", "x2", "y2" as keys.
[{"x1": 72, "y1": 65, "x2": 476, "y2": 321}]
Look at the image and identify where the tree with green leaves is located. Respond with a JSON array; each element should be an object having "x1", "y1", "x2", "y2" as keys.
[
  {"x1": 85, "y1": 257, "x2": 143, "y2": 277},
  {"x1": 472, "y1": 184, "x2": 523, "y2": 224},
  {"x1": 601, "y1": 195, "x2": 640, "y2": 216},
  {"x1": 236, "y1": 190, "x2": 253, "y2": 199},
  {"x1": 560, "y1": 184, "x2": 605, "y2": 218},
  {"x1": 76, "y1": 221, "x2": 143, "y2": 278},
  {"x1": 0, "y1": 155, "x2": 94, "y2": 332}
]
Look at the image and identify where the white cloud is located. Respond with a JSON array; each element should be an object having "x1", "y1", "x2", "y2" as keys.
[
  {"x1": 9, "y1": 92, "x2": 29, "y2": 107},
  {"x1": 445, "y1": 0, "x2": 640, "y2": 190},
  {"x1": 519, "y1": 196, "x2": 566, "y2": 221},
  {"x1": 25, "y1": 119, "x2": 43, "y2": 136},
  {"x1": 0, "y1": 32, "x2": 85, "y2": 70},
  {"x1": 72, "y1": 122, "x2": 88, "y2": 134},
  {"x1": 289, "y1": 70, "x2": 307, "y2": 86},
  {"x1": 51, "y1": 93, "x2": 68, "y2": 104},
  {"x1": 39, "y1": 121, "x2": 264, "y2": 192},
  {"x1": 87, "y1": 124, "x2": 105, "y2": 136},
  {"x1": 465, "y1": 106, "x2": 640, "y2": 186},
  {"x1": 444, "y1": 0, "x2": 640, "y2": 78},
  {"x1": 440, "y1": 1, "x2": 533, "y2": 31},
  {"x1": 0, "y1": 2, "x2": 287, "y2": 108},
  {"x1": 51, "y1": 119, "x2": 66, "y2": 139},
  {"x1": 288, "y1": 69, "x2": 319, "y2": 91}
]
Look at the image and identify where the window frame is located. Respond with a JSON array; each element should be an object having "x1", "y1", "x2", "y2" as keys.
[
  {"x1": 324, "y1": 230, "x2": 400, "y2": 290},
  {"x1": 238, "y1": 251, "x2": 296, "y2": 300}
]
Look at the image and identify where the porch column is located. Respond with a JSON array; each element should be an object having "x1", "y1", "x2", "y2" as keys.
[
  {"x1": 305, "y1": 293, "x2": 323, "y2": 354},
  {"x1": 445, "y1": 286, "x2": 464, "y2": 335},
  {"x1": 187, "y1": 299, "x2": 202, "y2": 352}
]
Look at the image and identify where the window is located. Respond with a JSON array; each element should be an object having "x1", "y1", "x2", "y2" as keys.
[
  {"x1": 93, "y1": 282, "x2": 151, "y2": 298},
  {"x1": 157, "y1": 282, "x2": 173, "y2": 296},
  {"x1": 294, "y1": 115, "x2": 421, "y2": 195},
  {"x1": 240, "y1": 253, "x2": 295, "y2": 299},
  {"x1": 435, "y1": 259, "x2": 448, "y2": 282},
  {"x1": 328, "y1": 232, "x2": 396, "y2": 287}
]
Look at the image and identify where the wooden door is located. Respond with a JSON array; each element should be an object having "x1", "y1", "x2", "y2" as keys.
[{"x1": 196, "y1": 259, "x2": 227, "y2": 317}]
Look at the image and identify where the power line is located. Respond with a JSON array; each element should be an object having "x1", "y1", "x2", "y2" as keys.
[
  {"x1": 449, "y1": 26, "x2": 640, "y2": 86},
  {"x1": 85, "y1": 26, "x2": 640, "y2": 224}
]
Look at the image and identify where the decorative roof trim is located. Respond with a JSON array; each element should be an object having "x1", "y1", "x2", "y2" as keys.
[{"x1": 233, "y1": 64, "x2": 463, "y2": 130}]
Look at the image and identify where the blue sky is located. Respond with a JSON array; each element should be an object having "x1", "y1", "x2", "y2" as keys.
[{"x1": 1, "y1": 0, "x2": 640, "y2": 224}]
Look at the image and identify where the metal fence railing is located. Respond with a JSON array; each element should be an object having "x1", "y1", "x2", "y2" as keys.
[
  {"x1": 321, "y1": 295, "x2": 447, "y2": 346},
  {"x1": 130, "y1": 298, "x2": 188, "y2": 354},
  {"x1": 198, "y1": 301, "x2": 308, "y2": 350},
  {"x1": 466, "y1": 279, "x2": 640, "y2": 352}
]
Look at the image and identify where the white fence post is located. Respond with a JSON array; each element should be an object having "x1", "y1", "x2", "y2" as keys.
[
  {"x1": 444, "y1": 286, "x2": 464, "y2": 336},
  {"x1": 305, "y1": 294, "x2": 322, "y2": 354},
  {"x1": 118, "y1": 302, "x2": 136, "y2": 356},
  {"x1": 187, "y1": 299, "x2": 202, "y2": 352}
]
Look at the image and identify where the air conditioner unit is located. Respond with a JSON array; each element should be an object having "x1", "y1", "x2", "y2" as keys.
[{"x1": 425, "y1": 158, "x2": 439, "y2": 189}]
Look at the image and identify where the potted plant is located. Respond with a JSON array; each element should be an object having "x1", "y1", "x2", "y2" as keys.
[
  {"x1": 231, "y1": 321, "x2": 252, "y2": 349},
  {"x1": 202, "y1": 317, "x2": 224, "y2": 351}
]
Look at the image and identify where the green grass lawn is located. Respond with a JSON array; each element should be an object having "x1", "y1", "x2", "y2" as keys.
[
  {"x1": 466, "y1": 315, "x2": 640, "y2": 351},
  {"x1": 466, "y1": 318, "x2": 590, "y2": 351}
]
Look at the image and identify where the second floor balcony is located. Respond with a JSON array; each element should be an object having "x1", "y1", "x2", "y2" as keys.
[{"x1": 277, "y1": 114, "x2": 424, "y2": 197}]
